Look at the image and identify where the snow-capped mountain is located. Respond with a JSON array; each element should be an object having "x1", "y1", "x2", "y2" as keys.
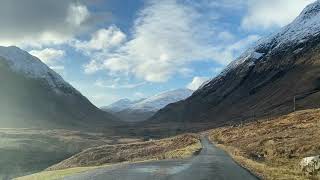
[
  {"x1": 131, "y1": 88, "x2": 193, "y2": 112},
  {"x1": 0, "y1": 46, "x2": 74, "y2": 91},
  {"x1": 103, "y1": 88, "x2": 193, "y2": 122},
  {"x1": 0, "y1": 46, "x2": 118, "y2": 129},
  {"x1": 148, "y1": 1, "x2": 320, "y2": 130},
  {"x1": 202, "y1": 0, "x2": 320, "y2": 88},
  {"x1": 101, "y1": 98, "x2": 145, "y2": 113}
]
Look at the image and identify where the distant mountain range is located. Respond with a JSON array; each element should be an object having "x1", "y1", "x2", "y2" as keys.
[
  {"x1": 146, "y1": 1, "x2": 320, "y2": 131},
  {"x1": 0, "y1": 46, "x2": 118, "y2": 130},
  {"x1": 102, "y1": 89, "x2": 193, "y2": 122}
]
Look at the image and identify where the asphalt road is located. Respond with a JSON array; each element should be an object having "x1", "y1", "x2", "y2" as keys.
[{"x1": 63, "y1": 137, "x2": 259, "y2": 180}]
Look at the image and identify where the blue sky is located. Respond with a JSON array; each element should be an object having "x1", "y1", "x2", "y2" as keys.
[{"x1": 0, "y1": 0, "x2": 315, "y2": 106}]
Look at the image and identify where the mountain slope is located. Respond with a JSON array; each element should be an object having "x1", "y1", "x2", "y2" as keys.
[
  {"x1": 0, "y1": 46, "x2": 118, "y2": 130},
  {"x1": 131, "y1": 88, "x2": 193, "y2": 112},
  {"x1": 148, "y1": 1, "x2": 320, "y2": 130},
  {"x1": 103, "y1": 89, "x2": 193, "y2": 122},
  {"x1": 101, "y1": 98, "x2": 145, "y2": 113}
]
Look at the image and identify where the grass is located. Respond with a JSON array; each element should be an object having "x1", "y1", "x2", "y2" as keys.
[
  {"x1": 0, "y1": 128, "x2": 142, "y2": 179},
  {"x1": 163, "y1": 141, "x2": 202, "y2": 159},
  {"x1": 47, "y1": 133, "x2": 201, "y2": 171},
  {"x1": 14, "y1": 166, "x2": 101, "y2": 180},
  {"x1": 208, "y1": 109, "x2": 320, "y2": 180},
  {"x1": 15, "y1": 133, "x2": 201, "y2": 180}
]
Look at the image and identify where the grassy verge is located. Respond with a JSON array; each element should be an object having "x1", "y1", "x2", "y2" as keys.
[
  {"x1": 209, "y1": 109, "x2": 320, "y2": 180},
  {"x1": 14, "y1": 166, "x2": 101, "y2": 180}
]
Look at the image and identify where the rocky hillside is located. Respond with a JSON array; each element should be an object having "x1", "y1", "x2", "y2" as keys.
[
  {"x1": 148, "y1": 1, "x2": 320, "y2": 129},
  {"x1": 0, "y1": 46, "x2": 118, "y2": 130}
]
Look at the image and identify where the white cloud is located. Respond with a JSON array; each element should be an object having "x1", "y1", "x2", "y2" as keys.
[
  {"x1": 0, "y1": 1, "x2": 90, "y2": 48},
  {"x1": 178, "y1": 67, "x2": 194, "y2": 77},
  {"x1": 227, "y1": 35, "x2": 260, "y2": 51},
  {"x1": 83, "y1": 60, "x2": 101, "y2": 74},
  {"x1": 66, "y1": 3, "x2": 90, "y2": 27},
  {"x1": 217, "y1": 31, "x2": 235, "y2": 42},
  {"x1": 187, "y1": 76, "x2": 210, "y2": 90},
  {"x1": 29, "y1": 48, "x2": 65, "y2": 64},
  {"x1": 50, "y1": 65, "x2": 65, "y2": 71},
  {"x1": 74, "y1": 26, "x2": 126, "y2": 52},
  {"x1": 206, "y1": 0, "x2": 246, "y2": 9},
  {"x1": 82, "y1": 0, "x2": 259, "y2": 83},
  {"x1": 29, "y1": 48, "x2": 66, "y2": 74},
  {"x1": 94, "y1": 79, "x2": 146, "y2": 89},
  {"x1": 103, "y1": 57, "x2": 130, "y2": 72},
  {"x1": 242, "y1": 0, "x2": 315, "y2": 30}
]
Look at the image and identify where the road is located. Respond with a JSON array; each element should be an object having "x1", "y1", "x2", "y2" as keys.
[{"x1": 63, "y1": 137, "x2": 259, "y2": 180}]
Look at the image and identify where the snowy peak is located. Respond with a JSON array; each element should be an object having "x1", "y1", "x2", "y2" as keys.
[
  {"x1": 103, "y1": 88, "x2": 193, "y2": 113},
  {"x1": 299, "y1": 0, "x2": 320, "y2": 20},
  {"x1": 102, "y1": 98, "x2": 145, "y2": 112},
  {"x1": 0, "y1": 46, "x2": 73, "y2": 91},
  {"x1": 205, "y1": 0, "x2": 320, "y2": 86},
  {"x1": 0, "y1": 46, "x2": 50, "y2": 78},
  {"x1": 131, "y1": 88, "x2": 193, "y2": 112}
]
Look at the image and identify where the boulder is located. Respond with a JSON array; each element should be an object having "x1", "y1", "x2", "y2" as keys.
[{"x1": 300, "y1": 155, "x2": 320, "y2": 176}]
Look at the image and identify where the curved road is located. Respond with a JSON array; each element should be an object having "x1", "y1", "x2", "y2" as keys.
[{"x1": 63, "y1": 137, "x2": 258, "y2": 180}]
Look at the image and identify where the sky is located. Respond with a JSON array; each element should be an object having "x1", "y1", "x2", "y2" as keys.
[{"x1": 0, "y1": 0, "x2": 315, "y2": 106}]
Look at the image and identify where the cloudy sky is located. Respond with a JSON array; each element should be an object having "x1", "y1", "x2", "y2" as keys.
[{"x1": 0, "y1": 0, "x2": 315, "y2": 106}]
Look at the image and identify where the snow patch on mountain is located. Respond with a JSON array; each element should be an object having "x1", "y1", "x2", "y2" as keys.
[
  {"x1": 103, "y1": 88, "x2": 193, "y2": 113},
  {"x1": 0, "y1": 46, "x2": 73, "y2": 91},
  {"x1": 207, "y1": 0, "x2": 320, "y2": 85},
  {"x1": 102, "y1": 98, "x2": 145, "y2": 112},
  {"x1": 132, "y1": 88, "x2": 193, "y2": 111}
]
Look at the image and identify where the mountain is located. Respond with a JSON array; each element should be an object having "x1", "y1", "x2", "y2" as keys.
[
  {"x1": 131, "y1": 89, "x2": 194, "y2": 112},
  {"x1": 102, "y1": 89, "x2": 193, "y2": 122},
  {"x1": 101, "y1": 98, "x2": 145, "y2": 113},
  {"x1": 0, "y1": 46, "x2": 118, "y2": 130},
  {"x1": 147, "y1": 1, "x2": 320, "y2": 131}
]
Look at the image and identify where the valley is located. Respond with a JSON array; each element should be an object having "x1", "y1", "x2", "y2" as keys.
[{"x1": 1, "y1": 1, "x2": 320, "y2": 180}]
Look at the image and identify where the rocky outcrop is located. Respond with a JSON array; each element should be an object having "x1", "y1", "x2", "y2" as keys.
[{"x1": 300, "y1": 155, "x2": 320, "y2": 176}]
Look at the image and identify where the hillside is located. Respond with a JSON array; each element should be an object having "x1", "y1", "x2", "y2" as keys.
[
  {"x1": 47, "y1": 133, "x2": 201, "y2": 171},
  {"x1": 16, "y1": 134, "x2": 201, "y2": 180},
  {"x1": 0, "y1": 46, "x2": 118, "y2": 130},
  {"x1": 209, "y1": 108, "x2": 320, "y2": 179},
  {"x1": 147, "y1": 1, "x2": 320, "y2": 131}
]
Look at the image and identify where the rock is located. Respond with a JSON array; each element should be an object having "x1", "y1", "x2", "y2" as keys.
[{"x1": 300, "y1": 155, "x2": 320, "y2": 176}]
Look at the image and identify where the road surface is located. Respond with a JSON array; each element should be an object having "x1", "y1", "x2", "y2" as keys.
[{"x1": 63, "y1": 137, "x2": 259, "y2": 180}]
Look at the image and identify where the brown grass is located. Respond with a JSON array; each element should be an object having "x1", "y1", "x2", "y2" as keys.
[
  {"x1": 209, "y1": 109, "x2": 320, "y2": 180},
  {"x1": 48, "y1": 133, "x2": 201, "y2": 171},
  {"x1": 0, "y1": 128, "x2": 143, "y2": 179}
]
